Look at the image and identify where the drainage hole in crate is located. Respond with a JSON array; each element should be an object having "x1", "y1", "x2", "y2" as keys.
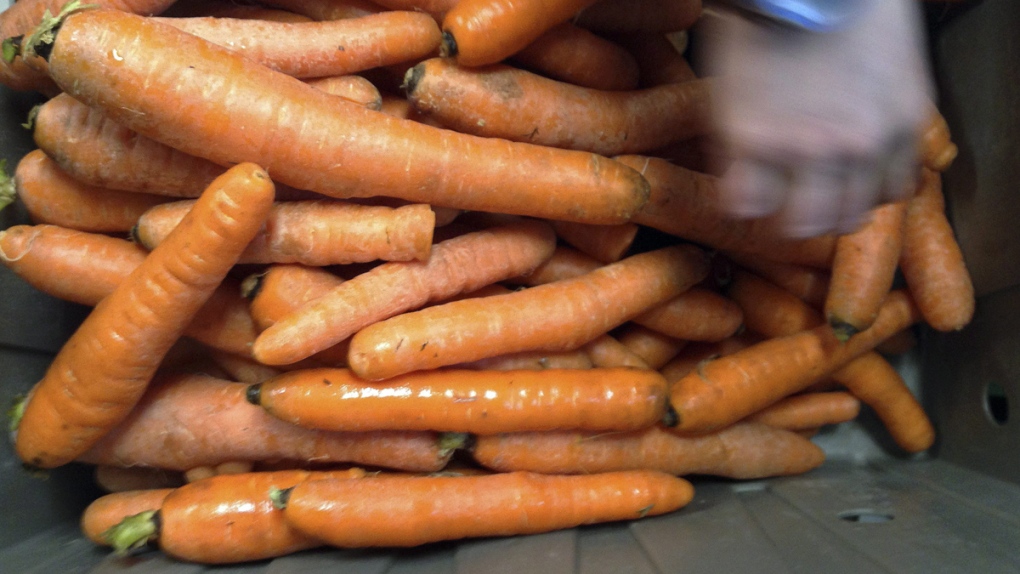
[
  {"x1": 984, "y1": 381, "x2": 1009, "y2": 426},
  {"x1": 837, "y1": 510, "x2": 894, "y2": 523}
]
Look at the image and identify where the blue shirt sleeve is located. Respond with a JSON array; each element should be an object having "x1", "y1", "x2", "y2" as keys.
[{"x1": 715, "y1": 0, "x2": 874, "y2": 32}]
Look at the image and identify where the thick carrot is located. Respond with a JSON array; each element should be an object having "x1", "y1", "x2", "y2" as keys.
[
  {"x1": 669, "y1": 289, "x2": 922, "y2": 434},
  {"x1": 617, "y1": 155, "x2": 838, "y2": 268},
  {"x1": 615, "y1": 324, "x2": 687, "y2": 370},
  {"x1": 136, "y1": 200, "x2": 435, "y2": 265},
  {"x1": 253, "y1": 219, "x2": 556, "y2": 365},
  {"x1": 899, "y1": 168, "x2": 974, "y2": 332},
  {"x1": 30, "y1": 9, "x2": 650, "y2": 224},
  {"x1": 582, "y1": 334, "x2": 652, "y2": 369},
  {"x1": 630, "y1": 287, "x2": 744, "y2": 342},
  {"x1": 920, "y1": 103, "x2": 958, "y2": 172},
  {"x1": 825, "y1": 200, "x2": 908, "y2": 340},
  {"x1": 103, "y1": 469, "x2": 366, "y2": 562},
  {"x1": 80, "y1": 488, "x2": 174, "y2": 546},
  {"x1": 470, "y1": 421, "x2": 825, "y2": 479},
  {"x1": 552, "y1": 220, "x2": 639, "y2": 263},
  {"x1": 93, "y1": 465, "x2": 184, "y2": 493},
  {"x1": 78, "y1": 371, "x2": 458, "y2": 472},
  {"x1": 348, "y1": 244, "x2": 709, "y2": 379},
  {"x1": 745, "y1": 391, "x2": 861, "y2": 431},
  {"x1": 439, "y1": 0, "x2": 603, "y2": 67},
  {"x1": 574, "y1": 0, "x2": 703, "y2": 34},
  {"x1": 306, "y1": 74, "x2": 383, "y2": 110},
  {"x1": 724, "y1": 250, "x2": 831, "y2": 308},
  {"x1": 279, "y1": 470, "x2": 693, "y2": 547},
  {"x1": 510, "y1": 22, "x2": 640, "y2": 91},
  {"x1": 404, "y1": 58, "x2": 713, "y2": 156},
  {"x1": 14, "y1": 163, "x2": 275, "y2": 468},
  {"x1": 0, "y1": 225, "x2": 260, "y2": 357},
  {"x1": 261, "y1": 0, "x2": 384, "y2": 21},
  {"x1": 14, "y1": 149, "x2": 169, "y2": 233},
  {"x1": 249, "y1": 366, "x2": 668, "y2": 434},
  {"x1": 613, "y1": 32, "x2": 698, "y2": 87},
  {"x1": 155, "y1": 11, "x2": 442, "y2": 79}
]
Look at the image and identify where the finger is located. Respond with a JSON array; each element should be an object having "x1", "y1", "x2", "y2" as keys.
[
  {"x1": 835, "y1": 163, "x2": 883, "y2": 234},
  {"x1": 779, "y1": 163, "x2": 846, "y2": 238},
  {"x1": 881, "y1": 138, "x2": 921, "y2": 202},
  {"x1": 719, "y1": 157, "x2": 789, "y2": 219}
]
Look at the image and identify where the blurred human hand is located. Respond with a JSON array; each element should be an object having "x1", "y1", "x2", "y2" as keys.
[{"x1": 705, "y1": 0, "x2": 933, "y2": 237}]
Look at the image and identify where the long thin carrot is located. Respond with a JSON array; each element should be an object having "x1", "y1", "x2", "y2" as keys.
[
  {"x1": 249, "y1": 366, "x2": 668, "y2": 434},
  {"x1": 13, "y1": 149, "x2": 169, "y2": 233},
  {"x1": 103, "y1": 469, "x2": 366, "y2": 562},
  {"x1": 27, "y1": 8, "x2": 651, "y2": 224},
  {"x1": 615, "y1": 324, "x2": 687, "y2": 370},
  {"x1": 513, "y1": 244, "x2": 602, "y2": 286},
  {"x1": 581, "y1": 334, "x2": 652, "y2": 369},
  {"x1": 78, "y1": 371, "x2": 459, "y2": 472},
  {"x1": 13, "y1": 163, "x2": 274, "y2": 469},
  {"x1": 347, "y1": 244, "x2": 709, "y2": 379},
  {"x1": 154, "y1": 11, "x2": 442, "y2": 79},
  {"x1": 723, "y1": 250, "x2": 830, "y2": 308},
  {"x1": 253, "y1": 219, "x2": 556, "y2": 365},
  {"x1": 80, "y1": 488, "x2": 174, "y2": 546},
  {"x1": 551, "y1": 220, "x2": 639, "y2": 263},
  {"x1": 93, "y1": 465, "x2": 184, "y2": 493},
  {"x1": 509, "y1": 22, "x2": 640, "y2": 91},
  {"x1": 404, "y1": 58, "x2": 713, "y2": 156},
  {"x1": 457, "y1": 348, "x2": 595, "y2": 371},
  {"x1": 825, "y1": 200, "x2": 908, "y2": 340},
  {"x1": 0, "y1": 224, "x2": 260, "y2": 357},
  {"x1": 135, "y1": 199, "x2": 436, "y2": 265},
  {"x1": 745, "y1": 391, "x2": 861, "y2": 431},
  {"x1": 613, "y1": 32, "x2": 698, "y2": 87},
  {"x1": 470, "y1": 421, "x2": 825, "y2": 479},
  {"x1": 439, "y1": 0, "x2": 603, "y2": 67},
  {"x1": 574, "y1": 0, "x2": 703, "y2": 34},
  {"x1": 899, "y1": 168, "x2": 974, "y2": 332},
  {"x1": 278, "y1": 470, "x2": 693, "y2": 547}
]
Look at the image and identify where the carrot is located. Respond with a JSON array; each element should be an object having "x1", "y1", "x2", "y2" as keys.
[
  {"x1": 244, "y1": 264, "x2": 345, "y2": 331},
  {"x1": 552, "y1": 220, "x2": 639, "y2": 263},
  {"x1": 514, "y1": 244, "x2": 602, "y2": 286},
  {"x1": 657, "y1": 335, "x2": 752, "y2": 384},
  {"x1": 574, "y1": 0, "x2": 702, "y2": 34},
  {"x1": 458, "y1": 348, "x2": 595, "y2": 371},
  {"x1": 723, "y1": 250, "x2": 830, "y2": 308},
  {"x1": 745, "y1": 391, "x2": 861, "y2": 431},
  {"x1": 669, "y1": 289, "x2": 922, "y2": 434},
  {"x1": 825, "y1": 200, "x2": 909, "y2": 340},
  {"x1": 78, "y1": 371, "x2": 459, "y2": 472},
  {"x1": 616, "y1": 155, "x2": 838, "y2": 268},
  {"x1": 278, "y1": 470, "x2": 693, "y2": 547},
  {"x1": 208, "y1": 351, "x2": 284, "y2": 385},
  {"x1": 371, "y1": 0, "x2": 457, "y2": 20},
  {"x1": 439, "y1": 0, "x2": 603, "y2": 67},
  {"x1": 261, "y1": 0, "x2": 384, "y2": 21},
  {"x1": 80, "y1": 488, "x2": 174, "y2": 546},
  {"x1": 136, "y1": 199, "x2": 435, "y2": 266},
  {"x1": 253, "y1": 219, "x2": 556, "y2": 365},
  {"x1": 509, "y1": 22, "x2": 640, "y2": 91},
  {"x1": 613, "y1": 32, "x2": 698, "y2": 87},
  {"x1": 581, "y1": 334, "x2": 652, "y2": 369},
  {"x1": 470, "y1": 421, "x2": 825, "y2": 479},
  {"x1": 93, "y1": 465, "x2": 184, "y2": 493},
  {"x1": 154, "y1": 11, "x2": 442, "y2": 79},
  {"x1": 306, "y1": 74, "x2": 383, "y2": 110},
  {"x1": 347, "y1": 244, "x2": 709, "y2": 379},
  {"x1": 403, "y1": 58, "x2": 713, "y2": 156},
  {"x1": 630, "y1": 287, "x2": 744, "y2": 342},
  {"x1": 13, "y1": 149, "x2": 169, "y2": 233},
  {"x1": 0, "y1": 224, "x2": 260, "y2": 357},
  {"x1": 249, "y1": 366, "x2": 668, "y2": 434},
  {"x1": 13, "y1": 163, "x2": 275, "y2": 469},
  {"x1": 875, "y1": 327, "x2": 918, "y2": 355},
  {"x1": 899, "y1": 168, "x2": 974, "y2": 332},
  {"x1": 162, "y1": 0, "x2": 316, "y2": 22},
  {"x1": 615, "y1": 324, "x2": 687, "y2": 370},
  {"x1": 28, "y1": 8, "x2": 650, "y2": 224},
  {"x1": 103, "y1": 469, "x2": 366, "y2": 562},
  {"x1": 920, "y1": 103, "x2": 958, "y2": 172}
]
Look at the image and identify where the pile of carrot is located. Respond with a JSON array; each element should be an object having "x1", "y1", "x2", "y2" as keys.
[{"x1": 0, "y1": 0, "x2": 971, "y2": 565}]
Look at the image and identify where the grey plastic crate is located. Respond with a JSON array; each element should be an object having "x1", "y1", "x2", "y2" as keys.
[{"x1": 2, "y1": 1, "x2": 1019, "y2": 572}]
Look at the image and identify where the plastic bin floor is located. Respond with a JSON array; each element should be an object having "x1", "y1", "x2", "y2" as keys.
[{"x1": 3, "y1": 458, "x2": 1018, "y2": 574}]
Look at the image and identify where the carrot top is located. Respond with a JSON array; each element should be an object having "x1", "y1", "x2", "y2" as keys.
[
  {"x1": 10, "y1": 0, "x2": 94, "y2": 62},
  {"x1": 0, "y1": 160, "x2": 12, "y2": 211},
  {"x1": 105, "y1": 509, "x2": 158, "y2": 554}
]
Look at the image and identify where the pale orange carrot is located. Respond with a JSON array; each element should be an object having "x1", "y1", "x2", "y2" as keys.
[
  {"x1": 552, "y1": 220, "x2": 639, "y2": 263},
  {"x1": 745, "y1": 391, "x2": 861, "y2": 431},
  {"x1": 510, "y1": 22, "x2": 640, "y2": 91},
  {"x1": 457, "y1": 348, "x2": 595, "y2": 371}
]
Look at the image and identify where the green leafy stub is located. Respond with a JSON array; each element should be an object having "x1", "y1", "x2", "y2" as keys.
[
  {"x1": 0, "y1": 159, "x2": 14, "y2": 212},
  {"x1": 104, "y1": 510, "x2": 159, "y2": 555},
  {"x1": 1, "y1": 37, "x2": 19, "y2": 64},
  {"x1": 7, "y1": 393, "x2": 26, "y2": 438},
  {"x1": 20, "y1": 0, "x2": 95, "y2": 61}
]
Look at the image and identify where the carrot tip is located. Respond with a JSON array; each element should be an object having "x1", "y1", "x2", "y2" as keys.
[
  {"x1": 20, "y1": 0, "x2": 95, "y2": 62},
  {"x1": 829, "y1": 320, "x2": 859, "y2": 343},
  {"x1": 0, "y1": 159, "x2": 14, "y2": 212},
  {"x1": 401, "y1": 64, "x2": 425, "y2": 96},
  {"x1": 239, "y1": 272, "x2": 266, "y2": 300},
  {"x1": 438, "y1": 432, "x2": 471, "y2": 457},
  {"x1": 1, "y1": 37, "x2": 20, "y2": 64},
  {"x1": 269, "y1": 486, "x2": 293, "y2": 510},
  {"x1": 7, "y1": 393, "x2": 26, "y2": 437},
  {"x1": 244, "y1": 383, "x2": 263, "y2": 406},
  {"x1": 104, "y1": 510, "x2": 159, "y2": 555},
  {"x1": 661, "y1": 404, "x2": 679, "y2": 427},
  {"x1": 439, "y1": 30, "x2": 458, "y2": 59}
]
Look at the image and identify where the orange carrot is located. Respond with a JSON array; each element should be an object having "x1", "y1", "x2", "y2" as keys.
[
  {"x1": 244, "y1": 264, "x2": 345, "y2": 331},
  {"x1": 13, "y1": 149, "x2": 169, "y2": 233},
  {"x1": 347, "y1": 244, "x2": 709, "y2": 379},
  {"x1": 899, "y1": 168, "x2": 974, "y2": 332},
  {"x1": 29, "y1": 9, "x2": 650, "y2": 224},
  {"x1": 510, "y1": 22, "x2": 640, "y2": 91},
  {"x1": 617, "y1": 155, "x2": 838, "y2": 268},
  {"x1": 371, "y1": 0, "x2": 457, "y2": 20},
  {"x1": 745, "y1": 391, "x2": 861, "y2": 431},
  {"x1": 249, "y1": 366, "x2": 668, "y2": 433},
  {"x1": 404, "y1": 58, "x2": 713, "y2": 156},
  {"x1": 724, "y1": 250, "x2": 830, "y2": 308},
  {"x1": 103, "y1": 469, "x2": 366, "y2": 562},
  {"x1": 458, "y1": 348, "x2": 595, "y2": 371},
  {"x1": 13, "y1": 163, "x2": 275, "y2": 469},
  {"x1": 875, "y1": 327, "x2": 918, "y2": 355},
  {"x1": 630, "y1": 287, "x2": 744, "y2": 342},
  {"x1": 613, "y1": 32, "x2": 698, "y2": 87},
  {"x1": 278, "y1": 470, "x2": 693, "y2": 547},
  {"x1": 574, "y1": 0, "x2": 703, "y2": 34},
  {"x1": 920, "y1": 103, "x2": 958, "y2": 172},
  {"x1": 135, "y1": 199, "x2": 435, "y2": 265},
  {"x1": 470, "y1": 422, "x2": 825, "y2": 479},
  {"x1": 80, "y1": 488, "x2": 174, "y2": 546},
  {"x1": 439, "y1": 0, "x2": 603, "y2": 67},
  {"x1": 261, "y1": 0, "x2": 384, "y2": 21},
  {"x1": 514, "y1": 244, "x2": 602, "y2": 286},
  {"x1": 306, "y1": 74, "x2": 383, "y2": 110},
  {"x1": 581, "y1": 334, "x2": 652, "y2": 369},
  {"x1": 162, "y1": 0, "x2": 316, "y2": 21},
  {"x1": 615, "y1": 324, "x2": 687, "y2": 370},
  {"x1": 669, "y1": 289, "x2": 922, "y2": 434},
  {"x1": 657, "y1": 335, "x2": 752, "y2": 384},
  {"x1": 254, "y1": 219, "x2": 556, "y2": 366},
  {"x1": 825, "y1": 200, "x2": 908, "y2": 340},
  {"x1": 0, "y1": 224, "x2": 259, "y2": 357},
  {"x1": 552, "y1": 220, "x2": 639, "y2": 263},
  {"x1": 93, "y1": 465, "x2": 184, "y2": 493},
  {"x1": 78, "y1": 371, "x2": 458, "y2": 472},
  {"x1": 154, "y1": 11, "x2": 442, "y2": 79},
  {"x1": 208, "y1": 351, "x2": 284, "y2": 385}
]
